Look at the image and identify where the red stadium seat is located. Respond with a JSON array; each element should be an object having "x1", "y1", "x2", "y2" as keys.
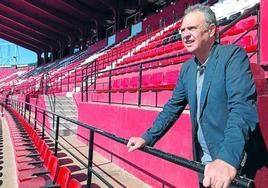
[
  {"x1": 19, "y1": 156, "x2": 58, "y2": 187},
  {"x1": 54, "y1": 166, "x2": 71, "y2": 188},
  {"x1": 120, "y1": 77, "x2": 130, "y2": 91},
  {"x1": 162, "y1": 70, "x2": 179, "y2": 89},
  {"x1": 142, "y1": 74, "x2": 152, "y2": 90},
  {"x1": 241, "y1": 17, "x2": 257, "y2": 31},
  {"x1": 68, "y1": 179, "x2": 82, "y2": 188},
  {"x1": 129, "y1": 76, "x2": 139, "y2": 91},
  {"x1": 151, "y1": 72, "x2": 164, "y2": 89},
  {"x1": 222, "y1": 17, "x2": 257, "y2": 37},
  {"x1": 111, "y1": 79, "x2": 121, "y2": 92},
  {"x1": 237, "y1": 35, "x2": 257, "y2": 53},
  {"x1": 173, "y1": 41, "x2": 184, "y2": 51}
]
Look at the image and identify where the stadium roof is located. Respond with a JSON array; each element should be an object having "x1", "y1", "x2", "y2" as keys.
[{"x1": 0, "y1": 0, "x2": 173, "y2": 54}]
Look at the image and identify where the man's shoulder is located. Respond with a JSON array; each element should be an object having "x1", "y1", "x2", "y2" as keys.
[
  {"x1": 181, "y1": 56, "x2": 195, "y2": 70},
  {"x1": 216, "y1": 43, "x2": 245, "y2": 55}
]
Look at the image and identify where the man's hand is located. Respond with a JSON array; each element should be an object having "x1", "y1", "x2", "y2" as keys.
[
  {"x1": 127, "y1": 137, "x2": 146, "y2": 152},
  {"x1": 203, "y1": 159, "x2": 237, "y2": 188}
]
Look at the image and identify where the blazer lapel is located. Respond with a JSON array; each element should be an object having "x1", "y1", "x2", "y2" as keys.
[
  {"x1": 188, "y1": 60, "x2": 198, "y2": 125},
  {"x1": 199, "y1": 45, "x2": 219, "y2": 117}
]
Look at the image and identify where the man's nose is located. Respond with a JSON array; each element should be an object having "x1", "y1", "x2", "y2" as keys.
[{"x1": 182, "y1": 29, "x2": 191, "y2": 39}]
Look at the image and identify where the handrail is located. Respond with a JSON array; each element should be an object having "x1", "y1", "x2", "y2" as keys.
[{"x1": 6, "y1": 99, "x2": 254, "y2": 188}]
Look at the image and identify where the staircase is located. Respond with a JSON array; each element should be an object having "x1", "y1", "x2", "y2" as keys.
[{"x1": 45, "y1": 95, "x2": 78, "y2": 136}]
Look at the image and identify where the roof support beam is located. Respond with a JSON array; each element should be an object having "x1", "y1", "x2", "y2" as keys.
[
  {"x1": 0, "y1": 6, "x2": 64, "y2": 40},
  {"x1": 24, "y1": 0, "x2": 87, "y2": 29},
  {"x1": 0, "y1": 3, "x2": 71, "y2": 35},
  {"x1": 0, "y1": 15, "x2": 57, "y2": 44}
]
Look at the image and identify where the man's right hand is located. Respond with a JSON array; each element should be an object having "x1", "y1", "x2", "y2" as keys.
[{"x1": 127, "y1": 137, "x2": 146, "y2": 152}]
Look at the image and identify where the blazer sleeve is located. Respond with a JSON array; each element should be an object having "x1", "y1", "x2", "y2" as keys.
[
  {"x1": 142, "y1": 65, "x2": 188, "y2": 146},
  {"x1": 216, "y1": 46, "x2": 259, "y2": 168}
]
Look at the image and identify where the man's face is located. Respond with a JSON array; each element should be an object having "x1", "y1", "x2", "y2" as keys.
[{"x1": 180, "y1": 11, "x2": 214, "y2": 56}]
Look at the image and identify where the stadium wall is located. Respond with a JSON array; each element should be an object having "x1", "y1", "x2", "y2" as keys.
[
  {"x1": 87, "y1": 38, "x2": 107, "y2": 55},
  {"x1": 77, "y1": 102, "x2": 198, "y2": 187},
  {"x1": 261, "y1": 0, "x2": 268, "y2": 65},
  {"x1": 116, "y1": 27, "x2": 130, "y2": 43}
]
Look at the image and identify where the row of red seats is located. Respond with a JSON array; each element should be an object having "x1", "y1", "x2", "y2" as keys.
[
  {"x1": 96, "y1": 70, "x2": 180, "y2": 92},
  {"x1": 96, "y1": 31, "x2": 154, "y2": 69},
  {"x1": 221, "y1": 16, "x2": 256, "y2": 37},
  {"x1": 6, "y1": 106, "x2": 82, "y2": 188},
  {"x1": 119, "y1": 40, "x2": 185, "y2": 66},
  {"x1": 96, "y1": 54, "x2": 190, "y2": 78}
]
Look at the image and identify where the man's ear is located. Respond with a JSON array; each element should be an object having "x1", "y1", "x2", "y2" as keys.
[{"x1": 208, "y1": 24, "x2": 216, "y2": 37}]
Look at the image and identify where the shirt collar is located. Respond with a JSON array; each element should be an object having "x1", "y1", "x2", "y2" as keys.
[{"x1": 194, "y1": 41, "x2": 218, "y2": 68}]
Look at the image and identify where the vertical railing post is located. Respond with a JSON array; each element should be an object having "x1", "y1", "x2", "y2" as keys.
[
  {"x1": 24, "y1": 102, "x2": 26, "y2": 119},
  {"x1": 54, "y1": 116, "x2": 60, "y2": 156},
  {"x1": 74, "y1": 69, "x2": 77, "y2": 92},
  {"x1": 94, "y1": 61, "x2": 97, "y2": 89},
  {"x1": 60, "y1": 73, "x2": 63, "y2": 92},
  {"x1": 138, "y1": 63, "x2": 143, "y2": 106},
  {"x1": 108, "y1": 70, "x2": 112, "y2": 104},
  {"x1": 81, "y1": 75, "x2": 84, "y2": 102},
  {"x1": 19, "y1": 102, "x2": 21, "y2": 115},
  {"x1": 20, "y1": 102, "x2": 23, "y2": 116},
  {"x1": 34, "y1": 106, "x2": 37, "y2": 130},
  {"x1": 56, "y1": 74, "x2": 59, "y2": 93},
  {"x1": 18, "y1": 102, "x2": 21, "y2": 115},
  {"x1": 86, "y1": 76, "x2": 88, "y2": 102},
  {"x1": 42, "y1": 111, "x2": 46, "y2": 139},
  {"x1": 52, "y1": 114, "x2": 55, "y2": 129},
  {"x1": 93, "y1": 72, "x2": 96, "y2": 90},
  {"x1": 87, "y1": 130, "x2": 94, "y2": 187},
  {"x1": 28, "y1": 105, "x2": 31, "y2": 124},
  {"x1": 67, "y1": 71, "x2": 70, "y2": 92}
]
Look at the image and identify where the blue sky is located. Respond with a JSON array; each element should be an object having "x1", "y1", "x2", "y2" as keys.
[{"x1": 0, "y1": 39, "x2": 37, "y2": 65}]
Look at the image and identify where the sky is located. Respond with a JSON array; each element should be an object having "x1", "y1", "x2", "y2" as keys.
[{"x1": 0, "y1": 38, "x2": 37, "y2": 66}]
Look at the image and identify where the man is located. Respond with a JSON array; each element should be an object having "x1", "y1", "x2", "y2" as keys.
[{"x1": 127, "y1": 4, "x2": 260, "y2": 188}]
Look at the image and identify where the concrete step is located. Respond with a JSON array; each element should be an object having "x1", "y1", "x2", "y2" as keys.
[{"x1": 54, "y1": 109, "x2": 77, "y2": 113}]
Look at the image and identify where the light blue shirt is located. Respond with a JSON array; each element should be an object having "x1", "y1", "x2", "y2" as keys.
[{"x1": 196, "y1": 59, "x2": 212, "y2": 164}]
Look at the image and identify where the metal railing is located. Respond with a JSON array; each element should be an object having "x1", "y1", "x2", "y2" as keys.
[
  {"x1": 2, "y1": 99, "x2": 254, "y2": 188},
  {"x1": 81, "y1": 51, "x2": 190, "y2": 106}
]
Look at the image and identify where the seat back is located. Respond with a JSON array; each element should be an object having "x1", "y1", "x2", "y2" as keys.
[
  {"x1": 55, "y1": 166, "x2": 71, "y2": 188},
  {"x1": 67, "y1": 179, "x2": 82, "y2": 188},
  {"x1": 48, "y1": 155, "x2": 58, "y2": 181},
  {"x1": 37, "y1": 139, "x2": 45, "y2": 153},
  {"x1": 40, "y1": 143, "x2": 48, "y2": 160},
  {"x1": 151, "y1": 72, "x2": 164, "y2": 86}
]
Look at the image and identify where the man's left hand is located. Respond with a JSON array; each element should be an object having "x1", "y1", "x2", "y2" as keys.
[{"x1": 203, "y1": 159, "x2": 237, "y2": 188}]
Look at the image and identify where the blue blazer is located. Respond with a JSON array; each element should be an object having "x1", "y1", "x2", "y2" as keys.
[{"x1": 142, "y1": 43, "x2": 259, "y2": 169}]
